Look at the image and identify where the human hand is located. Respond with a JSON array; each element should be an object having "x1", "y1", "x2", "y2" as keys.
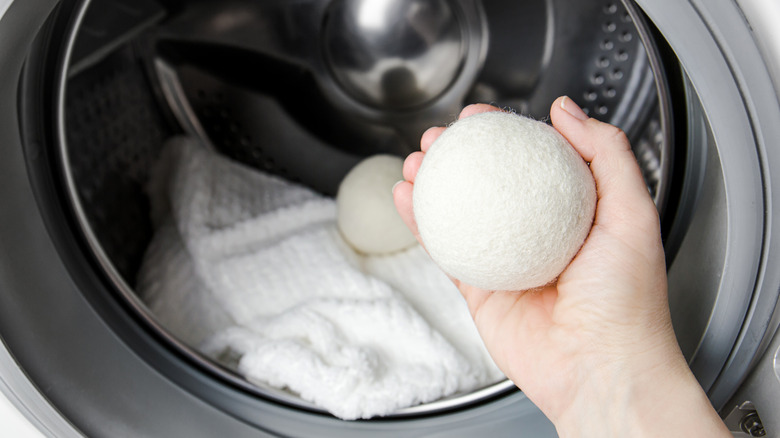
[{"x1": 393, "y1": 97, "x2": 730, "y2": 437}]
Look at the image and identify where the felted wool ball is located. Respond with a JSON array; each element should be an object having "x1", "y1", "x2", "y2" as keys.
[
  {"x1": 337, "y1": 154, "x2": 418, "y2": 255},
  {"x1": 413, "y1": 111, "x2": 596, "y2": 291}
]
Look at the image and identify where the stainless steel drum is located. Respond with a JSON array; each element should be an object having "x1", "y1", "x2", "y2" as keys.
[{"x1": 59, "y1": 0, "x2": 673, "y2": 418}]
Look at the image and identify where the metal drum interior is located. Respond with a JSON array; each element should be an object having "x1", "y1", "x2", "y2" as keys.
[{"x1": 58, "y1": 0, "x2": 676, "y2": 418}]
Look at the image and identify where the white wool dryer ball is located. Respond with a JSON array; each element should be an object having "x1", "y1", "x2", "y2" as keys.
[
  {"x1": 413, "y1": 111, "x2": 597, "y2": 291},
  {"x1": 337, "y1": 154, "x2": 417, "y2": 255}
]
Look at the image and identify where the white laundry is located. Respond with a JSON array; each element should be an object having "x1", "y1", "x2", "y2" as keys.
[{"x1": 136, "y1": 137, "x2": 503, "y2": 420}]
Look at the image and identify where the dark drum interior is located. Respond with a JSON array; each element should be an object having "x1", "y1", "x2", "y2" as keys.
[{"x1": 59, "y1": 0, "x2": 678, "y2": 416}]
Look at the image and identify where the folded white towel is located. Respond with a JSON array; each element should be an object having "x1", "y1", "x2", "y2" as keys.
[{"x1": 137, "y1": 137, "x2": 503, "y2": 419}]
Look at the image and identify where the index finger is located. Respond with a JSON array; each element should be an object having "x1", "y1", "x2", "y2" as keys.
[{"x1": 421, "y1": 127, "x2": 446, "y2": 152}]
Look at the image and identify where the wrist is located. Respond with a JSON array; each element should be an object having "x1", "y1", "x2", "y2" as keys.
[{"x1": 553, "y1": 349, "x2": 729, "y2": 438}]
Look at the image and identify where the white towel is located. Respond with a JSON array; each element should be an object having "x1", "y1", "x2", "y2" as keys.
[{"x1": 136, "y1": 137, "x2": 503, "y2": 419}]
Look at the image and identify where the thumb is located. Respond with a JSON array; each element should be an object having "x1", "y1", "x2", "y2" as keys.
[{"x1": 550, "y1": 96, "x2": 660, "y2": 238}]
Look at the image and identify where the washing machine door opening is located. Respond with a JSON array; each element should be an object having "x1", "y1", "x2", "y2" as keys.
[{"x1": 43, "y1": 0, "x2": 683, "y2": 422}]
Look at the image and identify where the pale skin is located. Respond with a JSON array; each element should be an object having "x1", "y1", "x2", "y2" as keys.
[{"x1": 392, "y1": 96, "x2": 731, "y2": 437}]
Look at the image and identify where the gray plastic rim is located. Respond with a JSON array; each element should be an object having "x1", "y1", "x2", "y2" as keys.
[{"x1": 633, "y1": 0, "x2": 780, "y2": 409}]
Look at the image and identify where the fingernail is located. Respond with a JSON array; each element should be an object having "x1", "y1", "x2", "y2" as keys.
[
  {"x1": 561, "y1": 96, "x2": 589, "y2": 121},
  {"x1": 392, "y1": 180, "x2": 404, "y2": 194}
]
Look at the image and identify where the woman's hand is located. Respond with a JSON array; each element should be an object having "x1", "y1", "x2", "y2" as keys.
[{"x1": 393, "y1": 97, "x2": 730, "y2": 437}]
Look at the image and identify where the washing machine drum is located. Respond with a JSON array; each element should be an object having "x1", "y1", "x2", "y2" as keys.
[{"x1": 1, "y1": 0, "x2": 779, "y2": 436}]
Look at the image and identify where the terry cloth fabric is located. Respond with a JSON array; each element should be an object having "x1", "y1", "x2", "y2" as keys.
[{"x1": 136, "y1": 137, "x2": 503, "y2": 420}]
